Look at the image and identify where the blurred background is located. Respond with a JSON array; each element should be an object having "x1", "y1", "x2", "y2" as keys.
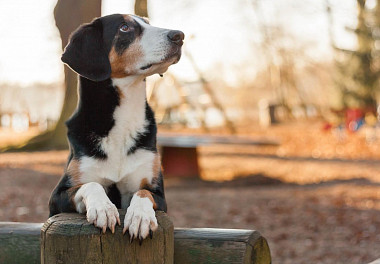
[{"x1": 0, "y1": 0, "x2": 380, "y2": 263}]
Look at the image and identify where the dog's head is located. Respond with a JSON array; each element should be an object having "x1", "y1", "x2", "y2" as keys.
[{"x1": 61, "y1": 14, "x2": 184, "y2": 81}]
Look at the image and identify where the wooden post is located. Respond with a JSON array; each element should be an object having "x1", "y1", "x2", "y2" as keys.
[
  {"x1": 1, "y1": 222, "x2": 270, "y2": 264},
  {"x1": 40, "y1": 210, "x2": 174, "y2": 264},
  {"x1": 174, "y1": 228, "x2": 271, "y2": 264}
]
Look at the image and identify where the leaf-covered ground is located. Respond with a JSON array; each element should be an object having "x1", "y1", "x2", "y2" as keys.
[{"x1": 0, "y1": 121, "x2": 379, "y2": 263}]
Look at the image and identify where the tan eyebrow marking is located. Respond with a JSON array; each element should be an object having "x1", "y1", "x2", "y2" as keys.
[
  {"x1": 141, "y1": 17, "x2": 150, "y2": 25},
  {"x1": 130, "y1": 15, "x2": 150, "y2": 26},
  {"x1": 122, "y1": 14, "x2": 135, "y2": 23}
]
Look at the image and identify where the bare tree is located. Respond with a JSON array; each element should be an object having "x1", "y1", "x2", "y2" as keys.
[
  {"x1": 334, "y1": 0, "x2": 378, "y2": 109},
  {"x1": 2, "y1": 0, "x2": 101, "y2": 151},
  {"x1": 50, "y1": 0, "x2": 102, "y2": 149},
  {"x1": 135, "y1": 0, "x2": 149, "y2": 17},
  {"x1": 250, "y1": 0, "x2": 314, "y2": 118},
  {"x1": 2, "y1": 0, "x2": 153, "y2": 152}
]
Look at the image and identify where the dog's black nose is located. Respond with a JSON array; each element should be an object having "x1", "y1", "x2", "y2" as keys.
[{"x1": 167, "y1": 30, "x2": 185, "y2": 46}]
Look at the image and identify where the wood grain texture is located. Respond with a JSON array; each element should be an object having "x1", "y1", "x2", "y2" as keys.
[
  {"x1": 40, "y1": 210, "x2": 173, "y2": 264},
  {"x1": 0, "y1": 222, "x2": 42, "y2": 264},
  {"x1": 0, "y1": 221, "x2": 270, "y2": 264},
  {"x1": 174, "y1": 228, "x2": 271, "y2": 264}
]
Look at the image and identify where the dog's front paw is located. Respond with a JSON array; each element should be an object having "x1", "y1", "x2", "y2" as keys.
[
  {"x1": 86, "y1": 199, "x2": 120, "y2": 233},
  {"x1": 123, "y1": 194, "x2": 158, "y2": 243}
]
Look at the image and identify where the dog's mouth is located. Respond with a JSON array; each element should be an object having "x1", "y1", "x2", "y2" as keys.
[
  {"x1": 139, "y1": 48, "x2": 182, "y2": 71},
  {"x1": 140, "y1": 64, "x2": 153, "y2": 70}
]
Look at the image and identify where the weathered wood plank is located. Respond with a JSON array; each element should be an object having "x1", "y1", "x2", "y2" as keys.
[
  {"x1": 40, "y1": 210, "x2": 173, "y2": 264},
  {"x1": 158, "y1": 134, "x2": 280, "y2": 148},
  {"x1": 0, "y1": 220, "x2": 271, "y2": 264},
  {"x1": 174, "y1": 228, "x2": 271, "y2": 264},
  {"x1": 0, "y1": 222, "x2": 42, "y2": 264}
]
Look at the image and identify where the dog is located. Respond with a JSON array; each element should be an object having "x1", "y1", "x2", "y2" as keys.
[{"x1": 49, "y1": 14, "x2": 184, "y2": 242}]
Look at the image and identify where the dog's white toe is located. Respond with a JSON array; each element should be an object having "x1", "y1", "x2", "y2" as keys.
[
  {"x1": 123, "y1": 194, "x2": 158, "y2": 241},
  {"x1": 74, "y1": 182, "x2": 120, "y2": 233},
  {"x1": 86, "y1": 200, "x2": 120, "y2": 233}
]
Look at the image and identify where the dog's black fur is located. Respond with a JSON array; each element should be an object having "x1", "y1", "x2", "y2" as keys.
[{"x1": 48, "y1": 14, "x2": 172, "y2": 218}]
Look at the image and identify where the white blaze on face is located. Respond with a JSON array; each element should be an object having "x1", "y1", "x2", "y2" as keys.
[{"x1": 132, "y1": 16, "x2": 177, "y2": 74}]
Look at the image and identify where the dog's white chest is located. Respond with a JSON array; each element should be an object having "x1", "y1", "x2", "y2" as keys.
[
  {"x1": 78, "y1": 77, "x2": 154, "y2": 192},
  {"x1": 79, "y1": 148, "x2": 155, "y2": 193}
]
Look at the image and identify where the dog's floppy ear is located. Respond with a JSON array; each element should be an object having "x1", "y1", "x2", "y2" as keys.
[{"x1": 61, "y1": 18, "x2": 111, "y2": 82}]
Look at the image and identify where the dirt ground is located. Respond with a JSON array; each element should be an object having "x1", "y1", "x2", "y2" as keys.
[{"x1": 0, "y1": 121, "x2": 379, "y2": 264}]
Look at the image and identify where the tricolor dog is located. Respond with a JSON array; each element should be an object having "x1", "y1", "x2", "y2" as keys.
[{"x1": 49, "y1": 14, "x2": 184, "y2": 242}]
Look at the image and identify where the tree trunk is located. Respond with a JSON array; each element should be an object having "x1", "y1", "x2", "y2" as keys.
[
  {"x1": 334, "y1": 0, "x2": 377, "y2": 109},
  {"x1": 3, "y1": 0, "x2": 150, "y2": 152},
  {"x1": 51, "y1": 0, "x2": 102, "y2": 149},
  {"x1": 135, "y1": 0, "x2": 149, "y2": 17},
  {"x1": 3, "y1": 0, "x2": 102, "y2": 151}
]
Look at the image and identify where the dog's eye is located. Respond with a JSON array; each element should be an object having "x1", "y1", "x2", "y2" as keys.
[{"x1": 119, "y1": 24, "x2": 129, "y2": 33}]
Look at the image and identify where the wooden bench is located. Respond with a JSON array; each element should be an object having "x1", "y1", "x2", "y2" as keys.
[
  {"x1": 0, "y1": 211, "x2": 271, "y2": 264},
  {"x1": 157, "y1": 133, "x2": 279, "y2": 178}
]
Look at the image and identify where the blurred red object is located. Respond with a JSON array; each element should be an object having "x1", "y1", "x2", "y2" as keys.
[
  {"x1": 322, "y1": 123, "x2": 332, "y2": 131},
  {"x1": 345, "y1": 108, "x2": 363, "y2": 132}
]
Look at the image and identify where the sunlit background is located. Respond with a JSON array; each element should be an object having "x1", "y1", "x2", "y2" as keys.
[
  {"x1": 0, "y1": 0, "x2": 361, "y2": 129},
  {"x1": 0, "y1": 0, "x2": 357, "y2": 84},
  {"x1": 0, "y1": 1, "x2": 380, "y2": 264},
  {"x1": 0, "y1": 0, "x2": 370, "y2": 131}
]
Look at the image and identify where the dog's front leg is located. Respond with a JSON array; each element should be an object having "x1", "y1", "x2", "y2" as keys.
[
  {"x1": 123, "y1": 189, "x2": 158, "y2": 242},
  {"x1": 74, "y1": 182, "x2": 120, "y2": 233}
]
